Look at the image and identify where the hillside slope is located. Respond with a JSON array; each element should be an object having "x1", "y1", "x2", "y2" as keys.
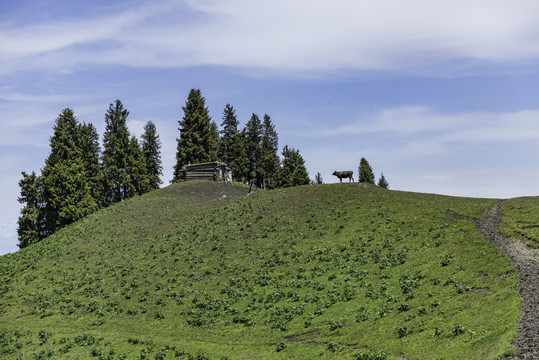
[{"x1": 0, "y1": 181, "x2": 521, "y2": 359}]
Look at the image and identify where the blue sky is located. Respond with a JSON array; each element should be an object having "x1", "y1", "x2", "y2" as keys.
[{"x1": 1, "y1": 0, "x2": 539, "y2": 255}]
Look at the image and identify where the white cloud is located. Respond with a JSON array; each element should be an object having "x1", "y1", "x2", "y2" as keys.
[
  {"x1": 303, "y1": 138, "x2": 539, "y2": 198},
  {"x1": 2, "y1": 0, "x2": 539, "y2": 76},
  {"x1": 0, "y1": 4, "x2": 149, "y2": 60},
  {"x1": 296, "y1": 105, "x2": 539, "y2": 198},
  {"x1": 312, "y1": 106, "x2": 539, "y2": 144},
  {"x1": 0, "y1": 92, "x2": 88, "y2": 103}
]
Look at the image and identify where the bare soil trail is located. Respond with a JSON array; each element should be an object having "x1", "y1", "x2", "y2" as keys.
[{"x1": 473, "y1": 201, "x2": 539, "y2": 359}]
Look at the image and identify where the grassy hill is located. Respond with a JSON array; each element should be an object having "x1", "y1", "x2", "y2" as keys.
[
  {"x1": 0, "y1": 181, "x2": 523, "y2": 359},
  {"x1": 501, "y1": 197, "x2": 539, "y2": 249}
]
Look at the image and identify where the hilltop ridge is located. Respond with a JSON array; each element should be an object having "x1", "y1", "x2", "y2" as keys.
[{"x1": 0, "y1": 181, "x2": 524, "y2": 359}]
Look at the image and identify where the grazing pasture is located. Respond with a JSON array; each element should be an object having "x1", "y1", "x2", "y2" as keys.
[
  {"x1": 0, "y1": 181, "x2": 522, "y2": 359},
  {"x1": 501, "y1": 197, "x2": 539, "y2": 249}
]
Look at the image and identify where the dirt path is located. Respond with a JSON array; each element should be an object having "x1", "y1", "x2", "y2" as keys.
[{"x1": 473, "y1": 201, "x2": 539, "y2": 359}]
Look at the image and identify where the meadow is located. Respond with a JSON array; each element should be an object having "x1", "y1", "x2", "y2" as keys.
[
  {"x1": 0, "y1": 181, "x2": 523, "y2": 359},
  {"x1": 501, "y1": 197, "x2": 539, "y2": 249}
]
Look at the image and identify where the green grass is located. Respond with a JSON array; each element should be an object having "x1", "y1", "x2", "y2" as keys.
[
  {"x1": 0, "y1": 181, "x2": 521, "y2": 359},
  {"x1": 501, "y1": 197, "x2": 539, "y2": 248}
]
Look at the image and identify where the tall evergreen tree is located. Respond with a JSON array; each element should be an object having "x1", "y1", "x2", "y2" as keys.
[
  {"x1": 234, "y1": 128, "x2": 250, "y2": 183},
  {"x1": 280, "y1": 145, "x2": 310, "y2": 187},
  {"x1": 172, "y1": 89, "x2": 215, "y2": 182},
  {"x1": 17, "y1": 110, "x2": 103, "y2": 247},
  {"x1": 126, "y1": 136, "x2": 150, "y2": 196},
  {"x1": 17, "y1": 171, "x2": 45, "y2": 248},
  {"x1": 290, "y1": 155, "x2": 310, "y2": 187},
  {"x1": 209, "y1": 120, "x2": 220, "y2": 162},
  {"x1": 102, "y1": 100, "x2": 132, "y2": 204},
  {"x1": 218, "y1": 104, "x2": 243, "y2": 179},
  {"x1": 218, "y1": 104, "x2": 251, "y2": 182},
  {"x1": 377, "y1": 172, "x2": 389, "y2": 189},
  {"x1": 260, "y1": 114, "x2": 281, "y2": 188},
  {"x1": 244, "y1": 113, "x2": 263, "y2": 185},
  {"x1": 141, "y1": 121, "x2": 163, "y2": 190},
  {"x1": 77, "y1": 122, "x2": 104, "y2": 207},
  {"x1": 358, "y1": 157, "x2": 375, "y2": 184},
  {"x1": 41, "y1": 108, "x2": 99, "y2": 234},
  {"x1": 314, "y1": 172, "x2": 324, "y2": 184}
]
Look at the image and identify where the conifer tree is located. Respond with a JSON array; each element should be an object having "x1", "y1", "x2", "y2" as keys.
[
  {"x1": 260, "y1": 114, "x2": 281, "y2": 188},
  {"x1": 244, "y1": 113, "x2": 263, "y2": 185},
  {"x1": 209, "y1": 120, "x2": 220, "y2": 162},
  {"x1": 280, "y1": 145, "x2": 294, "y2": 187},
  {"x1": 41, "y1": 108, "x2": 100, "y2": 234},
  {"x1": 219, "y1": 104, "x2": 249, "y2": 181},
  {"x1": 377, "y1": 172, "x2": 389, "y2": 189},
  {"x1": 314, "y1": 172, "x2": 324, "y2": 184},
  {"x1": 291, "y1": 156, "x2": 310, "y2": 186},
  {"x1": 127, "y1": 136, "x2": 150, "y2": 196},
  {"x1": 17, "y1": 109, "x2": 103, "y2": 247},
  {"x1": 280, "y1": 145, "x2": 310, "y2": 187},
  {"x1": 234, "y1": 128, "x2": 250, "y2": 183},
  {"x1": 41, "y1": 108, "x2": 78, "y2": 233},
  {"x1": 78, "y1": 122, "x2": 104, "y2": 207},
  {"x1": 141, "y1": 121, "x2": 163, "y2": 190},
  {"x1": 172, "y1": 89, "x2": 214, "y2": 182},
  {"x1": 102, "y1": 100, "x2": 132, "y2": 204},
  {"x1": 219, "y1": 104, "x2": 243, "y2": 179},
  {"x1": 358, "y1": 157, "x2": 375, "y2": 184},
  {"x1": 17, "y1": 171, "x2": 45, "y2": 248}
]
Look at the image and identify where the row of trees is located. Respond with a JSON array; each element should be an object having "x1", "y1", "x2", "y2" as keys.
[
  {"x1": 172, "y1": 89, "x2": 309, "y2": 188},
  {"x1": 17, "y1": 102, "x2": 162, "y2": 248},
  {"x1": 17, "y1": 89, "x2": 310, "y2": 248}
]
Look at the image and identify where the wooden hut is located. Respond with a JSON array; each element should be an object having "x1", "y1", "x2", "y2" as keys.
[{"x1": 182, "y1": 162, "x2": 230, "y2": 182}]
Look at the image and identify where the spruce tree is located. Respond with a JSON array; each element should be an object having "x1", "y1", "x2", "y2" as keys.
[
  {"x1": 18, "y1": 109, "x2": 103, "y2": 247},
  {"x1": 234, "y1": 128, "x2": 250, "y2": 183},
  {"x1": 291, "y1": 154, "x2": 310, "y2": 186},
  {"x1": 244, "y1": 113, "x2": 263, "y2": 185},
  {"x1": 280, "y1": 145, "x2": 310, "y2": 187},
  {"x1": 314, "y1": 172, "x2": 324, "y2": 184},
  {"x1": 219, "y1": 104, "x2": 243, "y2": 179},
  {"x1": 377, "y1": 172, "x2": 389, "y2": 189},
  {"x1": 77, "y1": 122, "x2": 104, "y2": 207},
  {"x1": 17, "y1": 171, "x2": 45, "y2": 248},
  {"x1": 260, "y1": 114, "x2": 281, "y2": 188},
  {"x1": 141, "y1": 121, "x2": 163, "y2": 190},
  {"x1": 172, "y1": 89, "x2": 214, "y2": 182},
  {"x1": 102, "y1": 100, "x2": 132, "y2": 203},
  {"x1": 127, "y1": 136, "x2": 150, "y2": 196},
  {"x1": 280, "y1": 145, "x2": 294, "y2": 187},
  {"x1": 358, "y1": 157, "x2": 375, "y2": 184},
  {"x1": 41, "y1": 108, "x2": 100, "y2": 234},
  {"x1": 209, "y1": 120, "x2": 220, "y2": 162}
]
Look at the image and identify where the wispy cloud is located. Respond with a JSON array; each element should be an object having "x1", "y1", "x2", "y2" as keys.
[
  {"x1": 298, "y1": 105, "x2": 539, "y2": 195},
  {"x1": 311, "y1": 106, "x2": 539, "y2": 144},
  {"x1": 0, "y1": 91, "x2": 89, "y2": 103},
  {"x1": 0, "y1": 85, "x2": 116, "y2": 147},
  {"x1": 2, "y1": 0, "x2": 539, "y2": 76}
]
